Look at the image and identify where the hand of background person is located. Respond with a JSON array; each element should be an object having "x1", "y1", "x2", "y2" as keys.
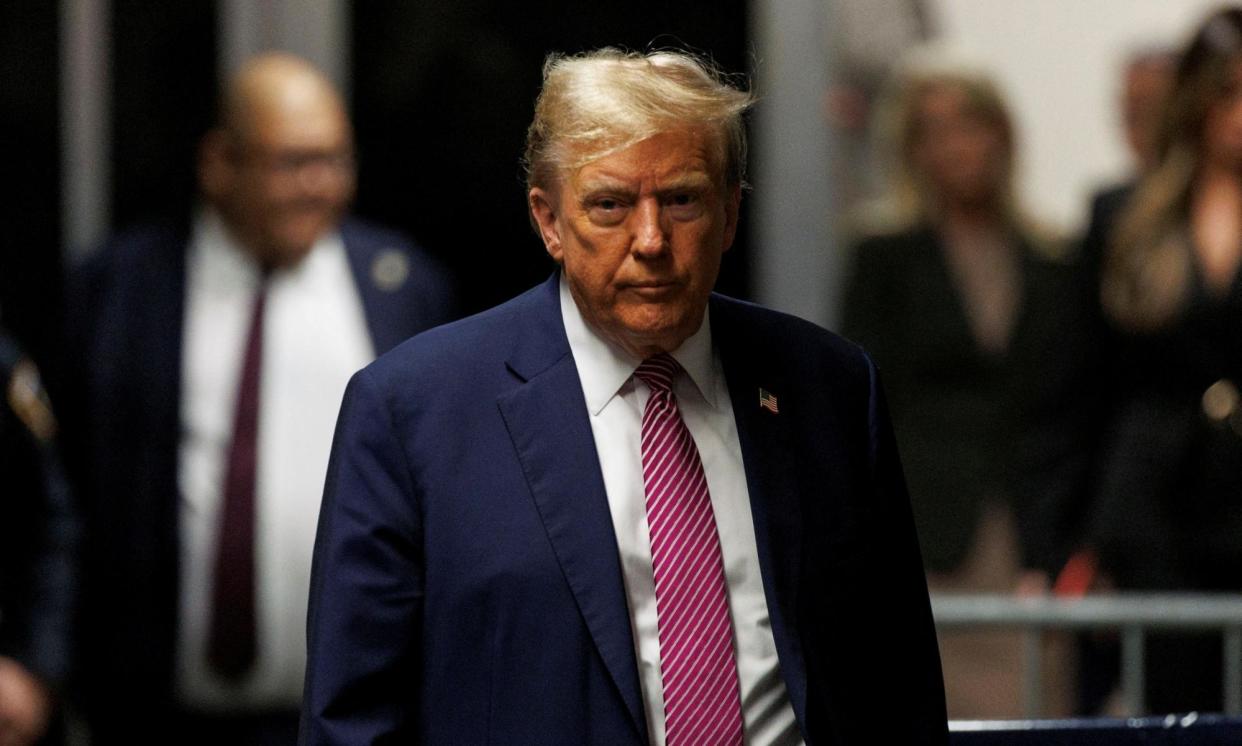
[
  {"x1": 0, "y1": 657, "x2": 51, "y2": 746},
  {"x1": 1014, "y1": 569, "x2": 1051, "y2": 597}
]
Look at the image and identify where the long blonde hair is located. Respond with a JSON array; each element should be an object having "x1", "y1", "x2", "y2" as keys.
[{"x1": 1103, "y1": 7, "x2": 1242, "y2": 331}]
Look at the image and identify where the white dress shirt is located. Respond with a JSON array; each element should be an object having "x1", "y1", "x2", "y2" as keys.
[
  {"x1": 176, "y1": 210, "x2": 375, "y2": 710},
  {"x1": 559, "y1": 277, "x2": 803, "y2": 746}
]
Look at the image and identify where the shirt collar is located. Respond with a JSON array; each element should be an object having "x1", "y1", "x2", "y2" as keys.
[
  {"x1": 192, "y1": 207, "x2": 264, "y2": 289},
  {"x1": 559, "y1": 273, "x2": 718, "y2": 416},
  {"x1": 192, "y1": 206, "x2": 343, "y2": 288}
]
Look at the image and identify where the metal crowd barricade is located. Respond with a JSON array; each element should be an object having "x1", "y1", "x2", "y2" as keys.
[{"x1": 930, "y1": 593, "x2": 1242, "y2": 718}]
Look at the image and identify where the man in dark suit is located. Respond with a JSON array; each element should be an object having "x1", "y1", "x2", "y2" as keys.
[
  {"x1": 302, "y1": 48, "x2": 945, "y2": 745},
  {"x1": 65, "y1": 54, "x2": 456, "y2": 744}
]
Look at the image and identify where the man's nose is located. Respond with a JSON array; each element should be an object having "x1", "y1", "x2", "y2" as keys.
[{"x1": 631, "y1": 199, "x2": 669, "y2": 257}]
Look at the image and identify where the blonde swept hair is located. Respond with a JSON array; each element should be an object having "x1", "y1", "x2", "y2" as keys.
[{"x1": 522, "y1": 48, "x2": 755, "y2": 193}]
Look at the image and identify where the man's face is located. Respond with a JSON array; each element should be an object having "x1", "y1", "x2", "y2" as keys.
[
  {"x1": 205, "y1": 86, "x2": 355, "y2": 268},
  {"x1": 529, "y1": 128, "x2": 740, "y2": 359}
]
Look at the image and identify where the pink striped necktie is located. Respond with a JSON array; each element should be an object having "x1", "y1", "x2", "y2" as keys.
[{"x1": 635, "y1": 354, "x2": 744, "y2": 746}]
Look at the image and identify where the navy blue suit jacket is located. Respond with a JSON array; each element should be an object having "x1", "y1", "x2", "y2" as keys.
[
  {"x1": 301, "y1": 274, "x2": 947, "y2": 745},
  {"x1": 64, "y1": 218, "x2": 457, "y2": 741}
]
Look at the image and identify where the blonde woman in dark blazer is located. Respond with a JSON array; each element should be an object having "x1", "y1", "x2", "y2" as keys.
[{"x1": 841, "y1": 53, "x2": 1102, "y2": 718}]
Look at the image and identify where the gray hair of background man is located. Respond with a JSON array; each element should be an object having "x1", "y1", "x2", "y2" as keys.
[{"x1": 522, "y1": 48, "x2": 755, "y2": 195}]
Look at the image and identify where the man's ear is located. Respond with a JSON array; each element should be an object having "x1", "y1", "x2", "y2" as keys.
[{"x1": 528, "y1": 187, "x2": 563, "y2": 262}]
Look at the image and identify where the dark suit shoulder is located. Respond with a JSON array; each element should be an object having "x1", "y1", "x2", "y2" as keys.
[
  {"x1": 713, "y1": 292, "x2": 861, "y2": 350},
  {"x1": 334, "y1": 216, "x2": 461, "y2": 353},
  {"x1": 362, "y1": 281, "x2": 550, "y2": 392},
  {"x1": 66, "y1": 223, "x2": 188, "y2": 345},
  {"x1": 341, "y1": 216, "x2": 453, "y2": 283},
  {"x1": 340, "y1": 216, "x2": 413, "y2": 249},
  {"x1": 849, "y1": 226, "x2": 935, "y2": 259},
  {"x1": 340, "y1": 216, "x2": 442, "y2": 266},
  {"x1": 711, "y1": 293, "x2": 873, "y2": 391},
  {"x1": 73, "y1": 223, "x2": 186, "y2": 282}
]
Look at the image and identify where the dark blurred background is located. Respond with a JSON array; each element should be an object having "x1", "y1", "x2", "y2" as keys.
[
  {"x1": 0, "y1": 0, "x2": 753, "y2": 370},
  {"x1": 2, "y1": 2, "x2": 62, "y2": 376}
]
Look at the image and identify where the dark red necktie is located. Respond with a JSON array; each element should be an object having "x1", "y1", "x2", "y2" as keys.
[
  {"x1": 208, "y1": 281, "x2": 266, "y2": 679},
  {"x1": 635, "y1": 354, "x2": 744, "y2": 745}
]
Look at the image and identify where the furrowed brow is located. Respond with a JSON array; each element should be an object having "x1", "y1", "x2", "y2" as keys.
[
  {"x1": 654, "y1": 172, "x2": 714, "y2": 196},
  {"x1": 577, "y1": 178, "x2": 638, "y2": 203}
]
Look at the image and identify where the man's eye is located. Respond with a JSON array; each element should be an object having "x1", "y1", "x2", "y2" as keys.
[
  {"x1": 666, "y1": 192, "x2": 704, "y2": 219},
  {"x1": 587, "y1": 198, "x2": 627, "y2": 226}
]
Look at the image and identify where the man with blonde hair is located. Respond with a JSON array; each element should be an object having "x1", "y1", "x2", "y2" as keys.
[{"x1": 302, "y1": 48, "x2": 946, "y2": 745}]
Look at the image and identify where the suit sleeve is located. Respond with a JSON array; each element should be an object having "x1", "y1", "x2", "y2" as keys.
[
  {"x1": 864, "y1": 353, "x2": 949, "y2": 743},
  {"x1": 301, "y1": 368, "x2": 424, "y2": 745}
]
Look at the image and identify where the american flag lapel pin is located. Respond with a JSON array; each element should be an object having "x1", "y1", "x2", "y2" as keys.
[{"x1": 758, "y1": 387, "x2": 779, "y2": 414}]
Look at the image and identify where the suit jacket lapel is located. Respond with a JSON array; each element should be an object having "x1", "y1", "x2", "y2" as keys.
[
  {"x1": 711, "y1": 296, "x2": 810, "y2": 729},
  {"x1": 340, "y1": 220, "x2": 401, "y2": 355},
  {"x1": 495, "y1": 275, "x2": 647, "y2": 741}
]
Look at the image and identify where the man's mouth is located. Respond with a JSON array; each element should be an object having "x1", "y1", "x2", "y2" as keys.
[{"x1": 624, "y1": 281, "x2": 679, "y2": 299}]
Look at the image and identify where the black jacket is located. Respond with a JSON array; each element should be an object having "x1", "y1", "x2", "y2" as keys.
[{"x1": 841, "y1": 225, "x2": 1103, "y2": 575}]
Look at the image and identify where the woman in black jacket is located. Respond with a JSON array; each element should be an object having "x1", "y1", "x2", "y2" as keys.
[{"x1": 841, "y1": 53, "x2": 1101, "y2": 717}]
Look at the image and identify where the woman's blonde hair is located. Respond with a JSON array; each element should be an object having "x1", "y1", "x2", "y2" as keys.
[
  {"x1": 855, "y1": 49, "x2": 1064, "y2": 256},
  {"x1": 865, "y1": 52, "x2": 1016, "y2": 227},
  {"x1": 522, "y1": 48, "x2": 755, "y2": 193},
  {"x1": 1103, "y1": 7, "x2": 1242, "y2": 331}
]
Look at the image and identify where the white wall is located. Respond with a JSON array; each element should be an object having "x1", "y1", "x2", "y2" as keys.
[{"x1": 931, "y1": 0, "x2": 1221, "y2": 233}]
